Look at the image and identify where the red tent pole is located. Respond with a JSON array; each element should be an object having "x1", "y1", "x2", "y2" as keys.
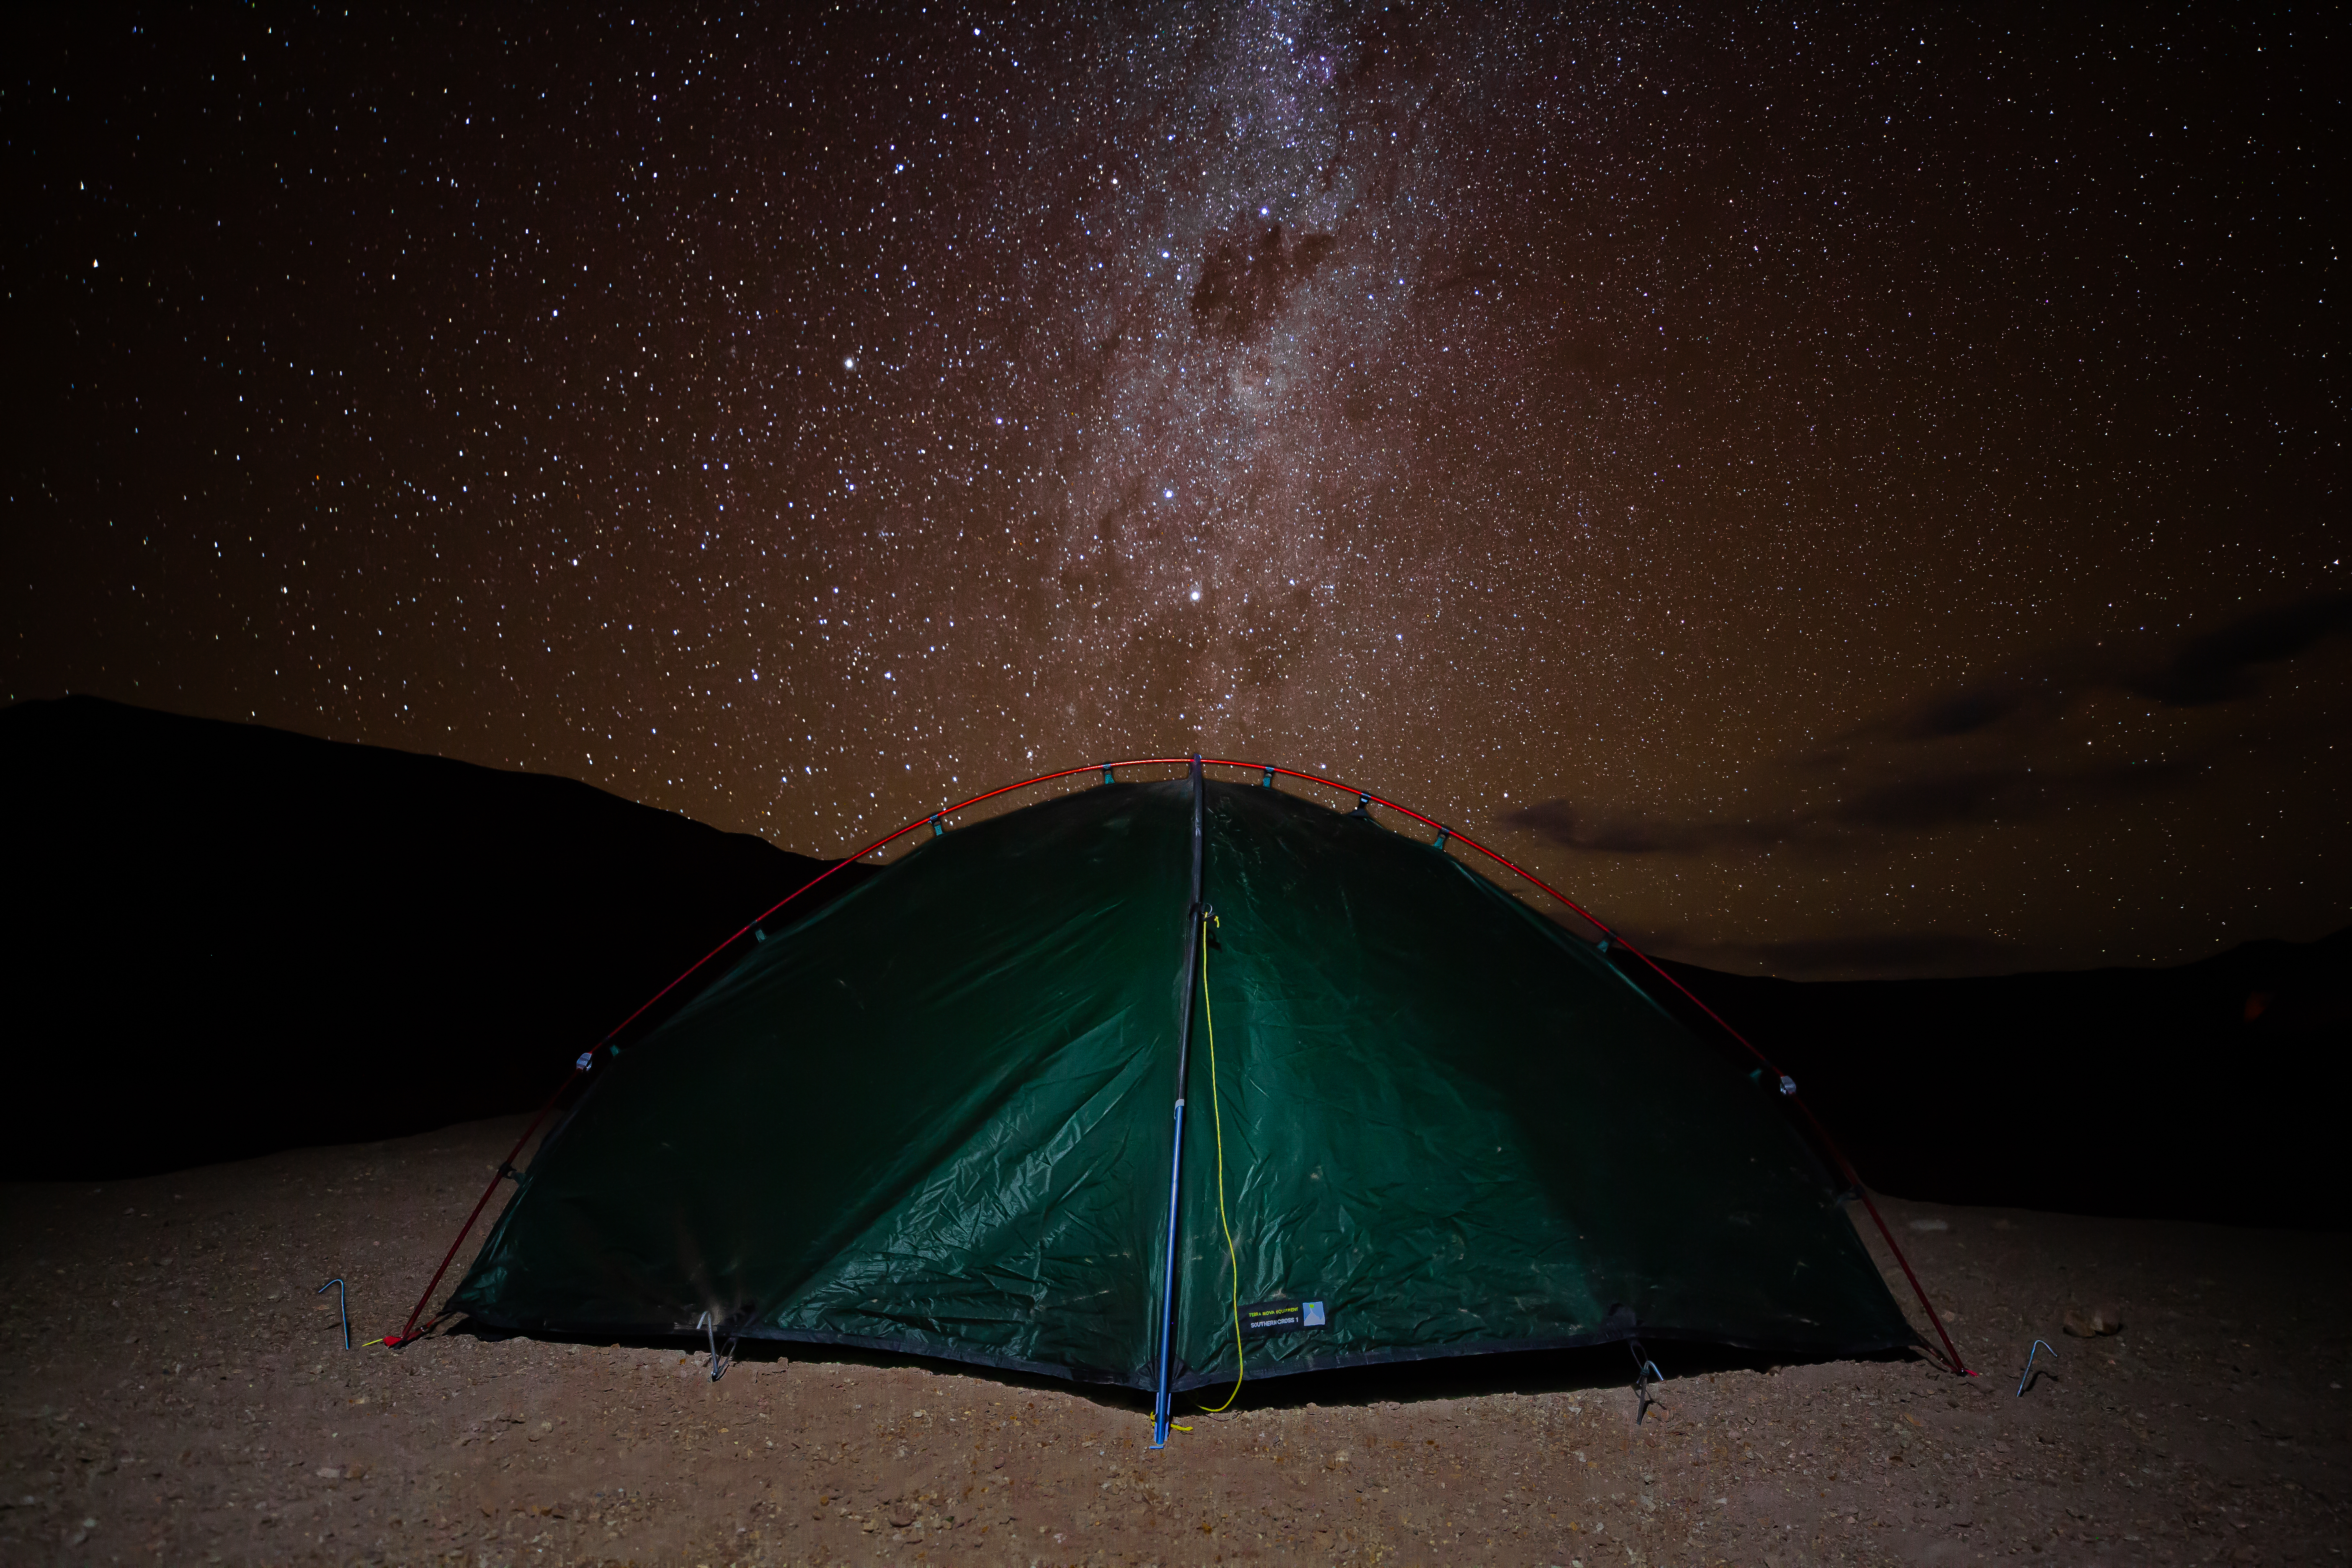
[{"x1": 383, "y1": 1068, "x2": 578, "y2": 1348}]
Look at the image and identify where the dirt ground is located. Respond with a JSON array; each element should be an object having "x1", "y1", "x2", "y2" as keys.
[{"x1": 2, "y1": 1114, "x2": 2344, "y2": 1567}]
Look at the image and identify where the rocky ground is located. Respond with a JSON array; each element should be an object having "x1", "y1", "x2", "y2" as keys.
[{"x1": 2, "y1": 1114, "x2": 2344, "y2": 1566}]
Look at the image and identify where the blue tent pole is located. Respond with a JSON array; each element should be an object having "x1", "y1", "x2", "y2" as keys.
[
  {"x1": 1150, "y1": 1096, "x2": 1188, "y2": 1446},
  {"x1": 1151, "y1": 755, "x2": 1207, "y2": 1449}
]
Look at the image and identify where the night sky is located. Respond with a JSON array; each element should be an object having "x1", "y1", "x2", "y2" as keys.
[{"x1": 8, "y1": 6, "x2": 2343, "y2": 977}]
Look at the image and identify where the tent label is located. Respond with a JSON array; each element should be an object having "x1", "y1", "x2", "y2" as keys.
[{"x1": 1240, "y1": 1300, "x2": 1326, "y2": 1334}]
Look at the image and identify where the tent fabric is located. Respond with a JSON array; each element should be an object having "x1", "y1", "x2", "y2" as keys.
[{"x1": 449, "y1": 779, "x2": 1918, "y2": 1388}]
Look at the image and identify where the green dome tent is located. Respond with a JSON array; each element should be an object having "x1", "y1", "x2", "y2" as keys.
[{"x1": 444, "y1": 762, "x2": 1924, "y2": 1438}]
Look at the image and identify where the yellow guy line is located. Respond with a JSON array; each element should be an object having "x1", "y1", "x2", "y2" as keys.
[{"x1": 1197, "y1": 910, "x2": 1245, "y2": 1415}]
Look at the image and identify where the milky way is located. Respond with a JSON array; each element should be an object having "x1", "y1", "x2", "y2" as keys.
[{"x1": 8, "y1": 5, "x2": 2343, "y2": 975}]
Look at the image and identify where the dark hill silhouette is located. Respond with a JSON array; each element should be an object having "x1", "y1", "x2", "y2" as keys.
[
  {"x1": 1650, "y1": 930, "x2": 2350, "y2": 1229},
  {"x1": 5, "y1": 695, "x2": 2342, "y2": 1227},
  {"x1": 0, "y1": 695, "x2": 872, "y2": 1179}
]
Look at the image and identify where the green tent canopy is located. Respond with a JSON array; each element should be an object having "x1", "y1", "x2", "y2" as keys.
[{"x1": 449, "y1": 773, "x2": 1917, "y2": 1408}]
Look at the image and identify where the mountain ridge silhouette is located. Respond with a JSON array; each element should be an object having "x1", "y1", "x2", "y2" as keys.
[
  {"x1": 1, "y1": 694, "x2": 872, "y2": 1178},
  {"x1": 4, "y1": 694, "x2": 2342, "y2": 1228}
]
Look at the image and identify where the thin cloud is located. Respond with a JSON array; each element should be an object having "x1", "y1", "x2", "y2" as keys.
[
  {"x1": 2128, "y1": 591, "x2": 2352, "y2": 707},
  {"x1": 1619, "y1": 922, "x2": 2022, "y2": 977},
  {"x1": 1501, "y1": 758, "x2": 2192, "y2": 854},
  {"x1": 1503, "y1": 593, "x2": 2343, "y2": 860},
  {"x1": 1858, "y1": 590, "x2": 2352, "y2": 743},
  {"x1": 1494, "y1": 800, "x2": 1782, "y2": 855},
  {"x1": 1867, "y1": 675, "x2": 2071, "y2": 744},
  {"x1": 1722, "y1": 931, "x2": 2019, "y2": 975},
  {"x1": 1832, "y1": 758, "x2": 2188, "y2": 832}
]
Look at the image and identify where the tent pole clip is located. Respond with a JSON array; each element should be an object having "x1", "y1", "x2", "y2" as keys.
[
  {"x1": 1778, "y1": 1075, "x2": 1797, "y2": 1096},
  {"x1": 575, "y1": 1051, "x2": 594, "y2": 1071},
  {"x1": 1630, "y1": 1339, "x2": 1664, "y2": 1423},
  {"x1": 1102, "y1": 764, "x2": 1116, "y2": 784},
  {"x1": 1260, "y1": 766, "x2": 1275, "y2": 787},
  {"x1": 316, "y1": 1278, "x2": 350, "y2": 1351},
  {"x1": 1431, "y1": 825, "x2": 1450, "y2": 851},
  {"x1": 497, "y1": 1162, "x2": 521, "y2": 1183},
  {"x1": 1350, "y1": 793, "x2": 1372, "y2": 818},
  {"x1": 2016, "y1": 1339, "x2": 2055, "y2": 1397},
  {"x1": 929, "y1": 813, "x2": 945, "y2": 838}
]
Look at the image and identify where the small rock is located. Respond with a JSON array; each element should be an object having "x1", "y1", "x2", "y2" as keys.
[
  {"x1": 1906, "y1": 1217, "x2": 1950, "y2": 1233},
  {"x1": 2063, "y1": 1306, "x2": 2124, "y2": 1337}
]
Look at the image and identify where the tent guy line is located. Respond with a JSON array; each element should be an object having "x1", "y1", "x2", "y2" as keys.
[{"x1": 385, "y1": 753, "x2": 1970, "y2": 1384}]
